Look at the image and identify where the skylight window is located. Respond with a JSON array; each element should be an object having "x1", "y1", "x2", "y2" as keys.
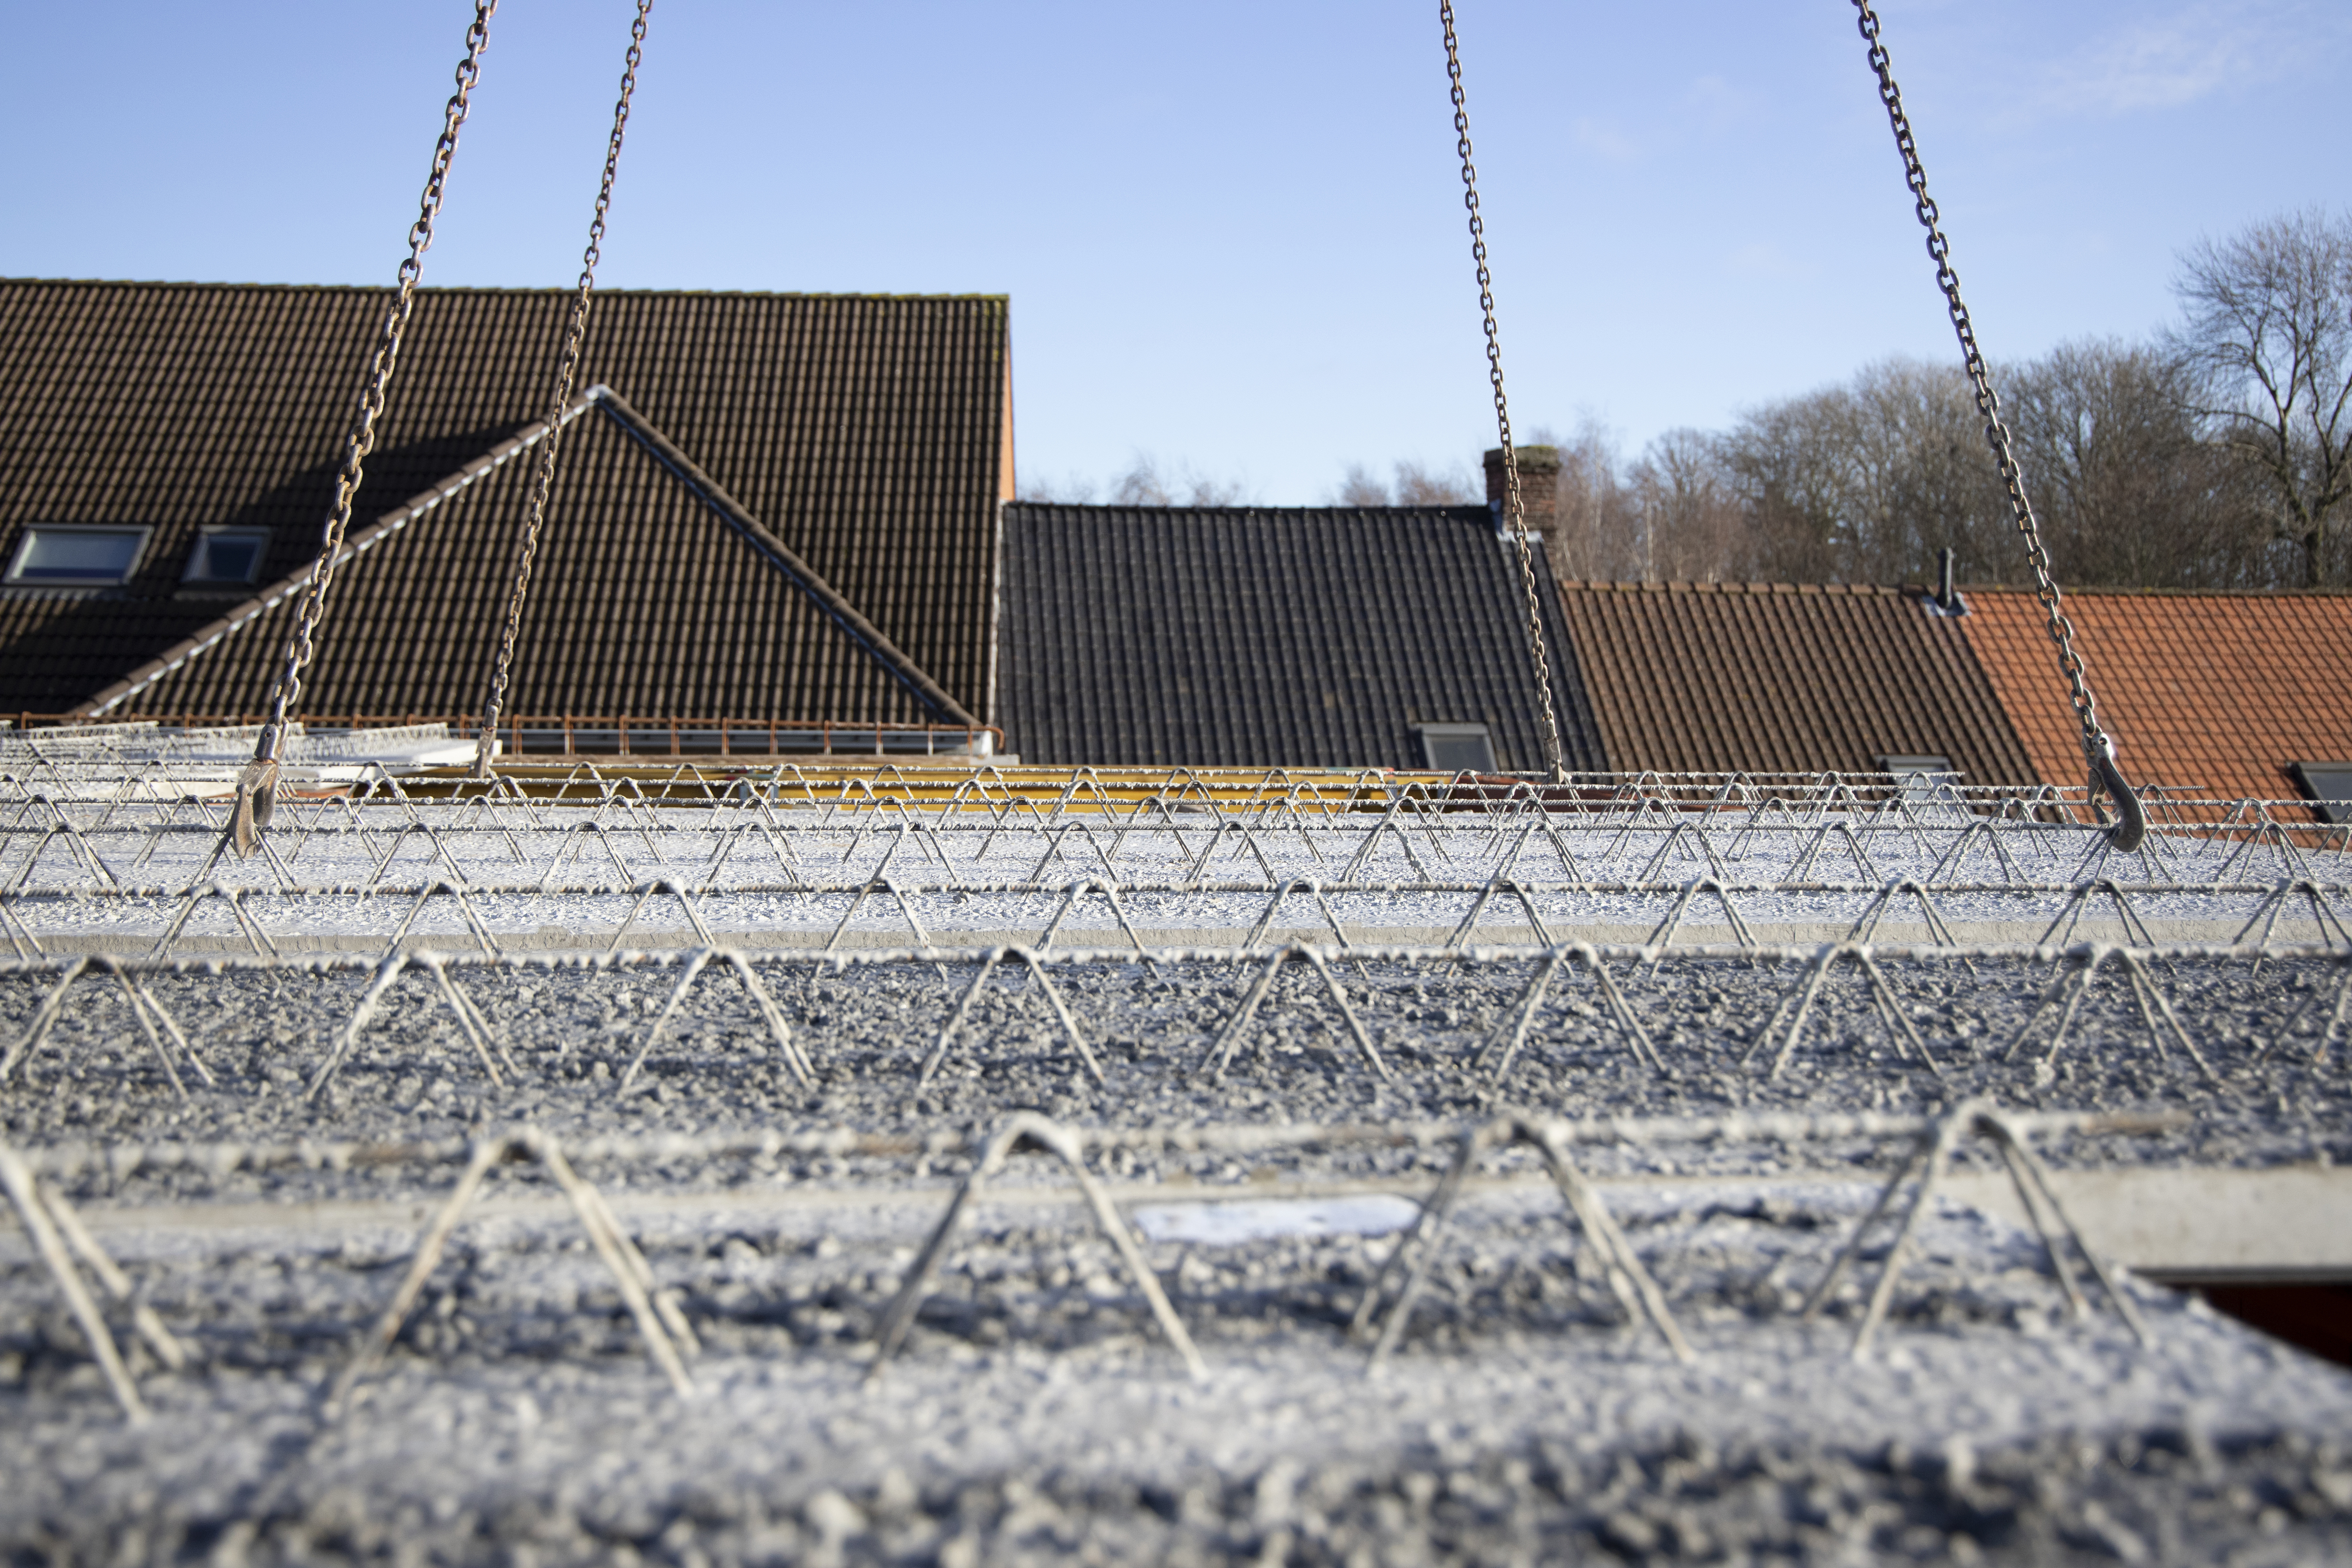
[
  {"x1": 183, "y1": 527, "x2": 271, "y2": 586},
  {"x1": 4, "y1": 525, "x2": 151, "y2": 587},
  {"x1": 1416, "y1": 722, "x2": 1496, "y2": 773}
]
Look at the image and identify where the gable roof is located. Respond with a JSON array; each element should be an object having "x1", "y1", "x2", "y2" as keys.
[
  {"x1": 998, "y1": 503, "x2": 1604, "y2": 771},
  {"x1": 1553, "y1": 580, "x2": 2037, "y2": 784},
  {"x1": 0, "y1": 279, "x2": 1010, "y2": 717},
  {"x1": 72, "y1": 387, "x2": 973, "y2": 725},
  {"x1": 1960, "y1": 586, "x2": 2352, "y2": 803}
]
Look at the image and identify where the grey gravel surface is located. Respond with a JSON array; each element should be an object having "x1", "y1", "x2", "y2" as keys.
[
  {"x1": 3, "y1": 952, "x2": 2344, "y2": 1175},
  {"x1": 7, "y1": 1185, "x2": 2352, "y2": 1565},
  {"x1": 6, "y1": 814, "x2": 2351, "y2": 1564}
]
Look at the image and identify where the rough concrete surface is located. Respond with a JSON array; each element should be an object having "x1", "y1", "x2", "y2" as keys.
[{"x1": 4, "y1": 809, "x2": 2351, "y2": 1563}]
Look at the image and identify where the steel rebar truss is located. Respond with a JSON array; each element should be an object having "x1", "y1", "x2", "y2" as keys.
[
  {"x1": 3, "y1": 940, "x2": 2347, "y2": 1108},
  {"x1": 1, "y1": 1104, "x2": 2179, "y2": 1423}
]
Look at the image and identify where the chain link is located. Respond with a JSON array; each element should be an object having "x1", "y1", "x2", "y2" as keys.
[
  {"x1": 1849, "y1": 1, "x2": 2134, "y2": 826},
  {"x1": 233, "y1": 2, "x2": 495, "y2": 857},
  {"x1": 256, "y1": 2, "x2": 494, "y2": 763},
  {"x1": 1439, "y1": 1, "x2": 1567, "y2": 785},
  {"x1": 473, "y1": 0, "x2": 653, "y2": 778}
]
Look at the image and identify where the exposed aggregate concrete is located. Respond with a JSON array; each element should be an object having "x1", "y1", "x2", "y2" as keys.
[
  {"x1": 7, "y1": 1186, "x2": 2352, "y2": 1565},
  {"x1": 4, "y1": 815, "x2": 2350, "y2": 1563},
  {"x1": 2, "y1": 953, "x2": 2345, "y2": 1175}
]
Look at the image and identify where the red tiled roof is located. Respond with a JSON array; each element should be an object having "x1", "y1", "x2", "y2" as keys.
[
  {"x1": 0, "y1": 279, "x2": 1009, "y2": 716},
  {"x1": 1554, "y1": 581, "x2": 2037, "y2": 784},
  {"x1": 1960, "y1": 587, "x2": 2352, "y2": 803}
]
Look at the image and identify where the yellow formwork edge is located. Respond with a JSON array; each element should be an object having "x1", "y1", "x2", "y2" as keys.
[{"x1": 387, "y1": 761, "x2": 1500, "y2": 813}]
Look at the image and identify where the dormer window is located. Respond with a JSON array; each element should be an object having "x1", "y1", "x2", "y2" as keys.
[
  {"x1": 184, "y1": 526, "x2": 271, "y2": 586},
  {"x1": 4, "y1": 525, "x2": 152, "y2": 587}
]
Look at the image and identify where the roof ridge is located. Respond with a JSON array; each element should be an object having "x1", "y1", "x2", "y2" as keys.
[
  {"x1": 1555, "y1": 579, "x2": 1902, "y2": 596},
  {"x1": 0, "y1": 277, "x2": 1010, "y2": 303}
]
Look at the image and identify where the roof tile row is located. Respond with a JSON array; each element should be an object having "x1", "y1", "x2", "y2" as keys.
[
  {"x1": 1553, "y1": 580, "x2": 2038, "y2": 784},
  {"x1": 1960, "y1": 587, "x2": 2352, "y2": 803},
  {"x1": 0, "y1": 280, "x2": 1009, "y2": 715}
]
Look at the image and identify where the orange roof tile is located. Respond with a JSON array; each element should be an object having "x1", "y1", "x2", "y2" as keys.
[{"x1": 1960, "y1": 587, "x2": 2352, "y2": 804}]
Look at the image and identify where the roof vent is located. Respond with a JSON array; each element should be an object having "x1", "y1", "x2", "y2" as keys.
[{"x1": 1927, "y1": 547, "x2": 1967, "y2": 616}]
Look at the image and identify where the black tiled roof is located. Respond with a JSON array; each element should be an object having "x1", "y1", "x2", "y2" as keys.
[
  {"x1": 0, "y1": 279, "x2": 1008, "y2": 716},
  {"x1": 999, "y1": 504, "x2": 1604, "y2": 771}
]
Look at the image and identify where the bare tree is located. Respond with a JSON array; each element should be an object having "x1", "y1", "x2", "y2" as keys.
[
  {"x1": 1718, "y1": 356, "x2": 2078, "y2": 586},
  {"x1": 1625, "y1": 429, "x2": 1745, "y2": 583},
  {"x1": 1014, "y1": 473, "x2": 1099, "y2": 504},
  {"x1": 1717, "y1": 386, "x2": 1865, "y2": 581},
  {"x1": 1392, "y1": 459, "x2": 1481, "y2": 506},
  {"x1": 1329, "y1": 460, "x2": 1479, "y2": 507},
  {"x1": 1334, "y1": 463, "x2": 1391, "y2": 506},
  {"x1": 2170, "y1": 209, "x2": 2352, "y2": 586},
  {"x1": 1107, "y1": 454, "x2": 1175, "y2": 506},
  {"x1": 1532, "y1": 419, "x2": 1647, "y2": 581},
  {"x1": 1181, "y1": 474, "x2": 1250, "y2": 506},
  {"x1": 2005, "y1": 338, "x2": 2269, "y2": 587},
  {"x1": 1104, "y1": 454, "x2": 1253, "y2": 507},
  {"x1": 1843, "y1": 358, "x2": 2012, "y2": 582}
]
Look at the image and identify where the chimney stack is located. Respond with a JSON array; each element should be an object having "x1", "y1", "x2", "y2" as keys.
[{"x1": 1483, "y1": 445, "x2": 1561, "y2": 567}]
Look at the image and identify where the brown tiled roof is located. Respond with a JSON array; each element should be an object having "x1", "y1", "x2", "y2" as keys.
[
  {"x1": 1960, "y1": 587, "x2": 2352, "y2": 802},
  {"x1": 1554, "y1": 580, "x2": 2037, "y2": 784},
  {"x1": 73, "y1": 390, "x2": 973, "y2": 726},
  {"x1": 0, "y1": 279, "x2": 1009, "y2": 716}
]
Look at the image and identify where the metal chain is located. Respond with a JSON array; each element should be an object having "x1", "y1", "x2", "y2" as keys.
[
  {"x1": 1440, "y1": 1, "x2": 1567, "y2": 785},
  {"x1": 234, "y1": 1, "x2": 494, "y2": 857},
  {"x1": 1850, "y1": 0, "x2": 2139, "y2": 841},
  {"x1": 472, "y1": 0, "x2": 653, "y2": 778}
]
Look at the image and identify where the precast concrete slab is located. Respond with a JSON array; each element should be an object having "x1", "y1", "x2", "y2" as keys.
[{"x1": 5, "y1": 764, "x2": 2351, "y2": 1560}]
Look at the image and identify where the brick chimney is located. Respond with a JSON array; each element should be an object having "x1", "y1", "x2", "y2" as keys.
[{"x1": 1483, "y1": 444, "x2": 1561, "y2": 566}]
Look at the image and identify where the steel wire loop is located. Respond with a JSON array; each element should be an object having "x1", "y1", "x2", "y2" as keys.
[
  {"x1": 1439, "y1": 1, "x2": 1567, "y2": 785},
  {"x1": 246, "y1": 2, "x2": 498, "y2": 844},
  {"x1": 473, "y1": 0, "x2": 655, "y2": 779},
  {"x1": 1849, "y1": 0, "x2": 2142, "y2": 850}
]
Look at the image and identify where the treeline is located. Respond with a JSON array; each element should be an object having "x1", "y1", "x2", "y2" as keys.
[
  {"x1": 1535, "y1": 341, "x2": 2276, "y2": 589},
  {"x1": 1028, "y1": 213, "x2": 2348, "y2": 590},
  {"x1": 1362, "y1": 209, "x2": 2352, "y2": 591}
]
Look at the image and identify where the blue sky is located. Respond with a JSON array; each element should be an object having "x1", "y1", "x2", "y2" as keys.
[{"x1": 8, "y1": 1, "x2": 2346, "y2": 501}]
